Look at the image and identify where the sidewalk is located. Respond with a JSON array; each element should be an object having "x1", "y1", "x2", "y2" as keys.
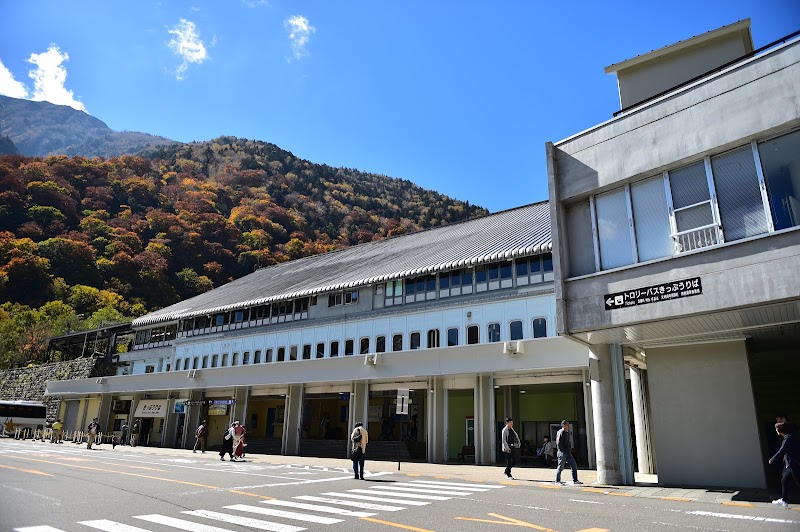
[{"x1": 12, "y1": 438, "x2": 792, "y2": 510}]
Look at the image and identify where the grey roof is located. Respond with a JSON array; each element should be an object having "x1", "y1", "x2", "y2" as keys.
[{"x1": 133, "y1": 202, "x2": 552, "y2": 327}]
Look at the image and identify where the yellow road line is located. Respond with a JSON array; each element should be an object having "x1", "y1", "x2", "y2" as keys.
[
  {"x1": 581, "y1": 488, "x2": 607, "y2": 494},
  {"x1": 360, "y1": 517, "x2": 435, "y2": 532},
  {"x1": 722, "y1": 502, "x2": 753, "y2": 508},
  {"x1": 434, "y1": 475, "x2": 450, "y2": 479},
  {"x1": 537, "y1": 483, "x2": 561, "y2": 489},
  {"x1": 662, "y1": 497, "x2": 692, "y2": 502},
  {"x1": 0, "y1": 463, "x2": 53, "y2": 477},
  {"x1": 608, "y1": 492, "x2": 634, "y2": 497},
  {"x1": 405, "y1": 473, "x2": 422, "y2": 477},
  {"x1": 13, "y1": 456, "x2": 271, "y2": 498},
  {"x1": 99, "y1": 462, "x2": 166, "y2": 472},
  {"x1": 456, "y1": 513, "x2": 557, "y2": 531}
]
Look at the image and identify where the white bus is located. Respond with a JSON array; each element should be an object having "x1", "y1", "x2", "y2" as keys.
[{"x1": 0, "y1": 400, "x2": 47, "y2": 438}]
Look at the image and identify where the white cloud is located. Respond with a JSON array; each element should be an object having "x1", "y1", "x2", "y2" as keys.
[
  {"x1": 168, "y1": 18, "x2": 208, "y2": 80},
  {"x1": 285, "y1": 15, "x2": 315, "y2": 62},
  {"x1": 242, "y1": 0, "x2": 268, "y2": 7},
  {"x1": 27, "y1": 46, "x2": 85, "y2": 111},
  {"x1": 0, "y1": 59, "x2": 29, "y2": 99}
]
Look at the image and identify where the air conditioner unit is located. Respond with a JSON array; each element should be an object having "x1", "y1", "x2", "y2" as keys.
[
  {"x1": 503, "y1": 341, "x2": 523, "y2": 355},
  {"x1": 187, "y1": 369, "x2": 197, "y2": 378},
  {"x1": 95, "y1": 377, "x2": 106, "y2": 384},
  {"x1": 364, "y1": 353, "x2": 379, "y2": 366}
]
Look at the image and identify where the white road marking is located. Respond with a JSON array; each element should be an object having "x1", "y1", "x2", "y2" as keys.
[
  {"x1": 321, "y1": 491, "x2": 430, "y2": 506},
  {"x1": 1, "y1": 484, "x2": 62, "y2": 504},
  {"x1": 687, "y1": 510, "x2": 798, "y2": 524},
  {"x1": 365, "y1": 485, "x2": 475, "y2": 496},
  {"x1": 135, "y1": 514, "x2": 236, "y2": 532},
  {"x1": 224, "y1": 504, "x2": 343, "y2": 524},
  {"x1": 13, "y1": 527, "x2": 67, "y2": 532},
  {"x1": 79, "y1": 520, "x2": 155, "y2": 531},
  {"x1": 263, "y1": 499, "x2": 376, "y2": 517},
  {"x1": 294, "y1": 495, "x2": 405, "y2": 511},
  {"x1": 568, "y1": 499, "x2": 604, "y2": 504},
  {"x1": 353, "y1": 488, "x2": 451, "y2": 500},
  {"x1": 183, "y1": 510, "x2": 306, "y2": 532},
  {"x1": 409, "y1": 480, "x2": 505, "y2": 489}
]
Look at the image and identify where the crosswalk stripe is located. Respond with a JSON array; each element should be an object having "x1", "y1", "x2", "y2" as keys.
[
  {"x1": 348, "y1": 488, "x2": 451, "y2": 501},
  {"x1": 321, "y1": 492, "x2": 429, "y2": 506},
  {"x1": 224, "y1": 504, "x2": 343, "y2": 524},
  {"x1": 13, "y1": 527, "x2": 67, "y2": 532},
  {"x1": 263, "y1": 499, "x2": 376, "y2": 517},
  {"x1": 294, "y1": 495, "x2": 405, "y2": 512},
  {"x1": 183, "y1": 510, "x2": 306, "y2": 532},
  {"x1": 366, "y1": 485, "x2": 475, "y2": 496},
  {"x1": 134, "y1": 514, "x2": 236, "y2": 532},
  {"x1": 79, "y1": 519, "x2": 155, "y2": 531},
  {"x1": 409, "y1": 480, "x2": 504, "y2": 489}
]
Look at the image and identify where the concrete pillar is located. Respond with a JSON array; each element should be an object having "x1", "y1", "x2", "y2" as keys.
[
  {"x1": 283, "y1": 384, "x2": 303, "y2": 455},
  {"x1": 474, "y1": 375, "x2": 495, "y2": 465},
  {"x1": 428, "y1": 377, "x2": 446, "y2": 463},
  {"x1": 582, "y1": 369, "x2": 596, "y2": 469},
  {"x1": 183, "y1": 389, "x2": 204, "y2": 449},
  {"x1": 590, "y1": 344, "x2": 634, "y2": 485},
  {"x1": 233, "y1": 387, "x2": 248, "y2": 425},
  {"x1": 98, "y1": 393, "x2": 113, "y2": 433},
  {"x1": 348, "y1": 381, "x2": 369, "y2": 458},
  {"x1": 630, "y1": 366, "x2": 654, "y2": 474}
]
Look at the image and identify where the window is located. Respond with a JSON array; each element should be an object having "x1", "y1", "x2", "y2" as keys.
[
  {"x1": 487, "y1": 323, "x2": 501, "y2": 343},
  {"x1": 316, "y1": 343, "x2": 325, "y2": 358},
  {"x1": 500, "y1": 260, "x2": 513, "y2": 287},
  {"x1": 427, "y1": 329, "x2": 440, "y2": 348},
  {"x1": 712, "y1": 145, "x2": 768, "y2": 241},
  {"x1": 302, "y1": 344, "x2": 312, "y2": 360},
  {"x1": 566, "y1": 200, "x2": 596, "y2": 276},
  {"x1": 165, "y1": 363, "x2": 171, "y2": 372},
  {"x1": 234, "y1": 310, "x2": 244, "y2": 323},
  {"x1": 596, "y1": 187, "x2": 634, "y2": 269},
  {"x1": 221, "y1": 353, "x2": 228, "y2": 366},
  {"x1": 329, "y1": 290, "x2": 359, "y2": 307},
  {"x1": 510, "y1": 320, "x2": 523, "y2": 341},
  {"x1": 345, "y1": 339, "x2": 354, "y2": 356},
  {"x1": 376, "y1": 336, "x2": 386, "y2": 353},
  {"x1": 447, "y1": 327, "x2": 459, "y2": 347},
  {"x1": 330, "y1": 341, "x2": 339, "y2": 357},
  {"x1": 543, "y1": 253, "x2": 553, "y2": 273},
  {"x1": 193, "y1": 357, "x2": 200, "y2": 369},
  {"x1": 392, "y1": 334, "x2": 403, "y2": 351},
  {"x1": 360, "y1": 337, "x2": 370, "y2": 355},
  {"x1": 253, "y1": 350, "x2": 261, "y2": 364},
  {"x1": 410, "y1": 332, "x2": 421, "y2": 350},
  {"x1": 277, "y1": 347, "x2": 286, "y2": 362},
  {"x1": 669, "y1": 161, "x2": 720, "y2": 252},
  {"x1": 232, "y1": 352, "x2": 239, "y2": 365},
  {"x1": 631, "y1": 176, "x2": 672, "y2": 261},
  {"x1": 533, "y1": 318, "x2": 547, "y2": 338},
  {"x1": 243, "y1": 352, "x2": 250, "y2": 365},
  {"x1": 760, "y1": 130, "x2": 800, "y2": 230},
  {"x1": 211, "y1": 355, "x2": 218, "y2": 368},
  {"x1": 289, "y1": 345, "x2": 298, "y2": 361},
  {"x1": 145, "y1": 365, "x2": 155, "y2": 374},
  {"x1": 467, "y1": 325, "x2": 479, "y2": 345},
  {"x1": 385, "y1": 281, "x2": 403, "y2": 305},
  {"x1": 174, "y1": 359, "x2": 182, "y2": 371},
  {"x1": 265, "y1": 349, "x2": 272, "y2": 363}
]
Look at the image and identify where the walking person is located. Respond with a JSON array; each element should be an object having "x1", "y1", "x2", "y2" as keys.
[
  {"x1": 770, "y1": 421, "x2": 799, "y2": 507},
  {"x1": 501, "y1": 417, "x2": 521, "y2": 479},
  {"x1": 130, "y1": 420, "x2": 139, "y2": 447},
  {"x1": 50, "y1": 419, "x2": 62, "y2": 444},
  {"x1": 232, "y1": 421, "x2": 245, "y2": 460},
  {"x1": 120, "y1": 423, "x2": 128, "y2": 446},
  {"x1": 555, "y1": 420, "x2": 582, "y2": 485},
  {"x1": 351, "y1": 421, "x2": 369, "y2": 480},
  {"x1": 86, "y1": 418, "x2": 99, "y2": 449},
  {"x1": 220, "y1": 423, "x2": 235, "y2": 461},
  {"x1": 193, "y1": 420, "x2": 207, "y2": 453}
]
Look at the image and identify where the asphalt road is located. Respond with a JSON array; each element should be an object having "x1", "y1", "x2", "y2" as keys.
[{"x1": 1, "y1": 439, "x2": 798, "y2": 532}]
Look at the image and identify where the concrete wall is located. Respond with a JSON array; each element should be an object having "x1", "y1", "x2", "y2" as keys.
[
  {"x1": 646, "y1": 341, "x2": 765, "y2": 488},
  {"x1": 553, "y1": 40, "x2": 800, "y2": 203}
]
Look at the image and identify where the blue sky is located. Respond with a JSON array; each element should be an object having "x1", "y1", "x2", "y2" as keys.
[{"x1": 1, "y1": 1, "x2": 797, "y2": 212}]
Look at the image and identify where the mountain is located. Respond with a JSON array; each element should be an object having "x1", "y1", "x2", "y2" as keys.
[
  {"x1": 0, "y1": 135, "x2": 19, "y2": 155},
  {"x1": 0, "y1": 95, "x2": 172, "y2": 157}
]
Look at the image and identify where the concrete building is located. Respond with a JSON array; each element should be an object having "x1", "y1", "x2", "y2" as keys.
[
  {"x1": 547, "y1": 19, "x2": 800, "y2": 488},
  {"x1": 46, "y1": 203, "x2": 593, "y2": 466}
]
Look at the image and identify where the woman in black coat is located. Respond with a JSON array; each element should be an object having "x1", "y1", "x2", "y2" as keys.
[
  {"x1": 219, "y1": 424, "x2": 235, "y2": 461},
  {"x1": 770, "y1": 422, "x2": 799, "y2": 507}
]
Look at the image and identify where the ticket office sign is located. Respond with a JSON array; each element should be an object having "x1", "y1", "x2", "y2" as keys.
[{"x1": 604, "y1": 277, "x2": 702, "y2": 310}]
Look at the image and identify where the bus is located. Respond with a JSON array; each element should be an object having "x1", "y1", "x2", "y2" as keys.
[{"x1": 0, "y1": 400, "x2": 47, "y2": 438}]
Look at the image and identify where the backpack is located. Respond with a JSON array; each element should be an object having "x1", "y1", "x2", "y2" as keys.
[
  {"x1": 352, "y1": 429, "x2": 363, "y2": 443},
  {"x1": 196, "y1": 425, "x2": 205, "y2": 437}
]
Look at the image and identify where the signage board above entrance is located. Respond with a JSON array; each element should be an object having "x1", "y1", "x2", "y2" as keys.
[
  {"x1": 604, "y1": 277, "x2": 702, "y2": 310},
  {"x1": 133, "y1": 399, "x2": 169, "y2": 418}
]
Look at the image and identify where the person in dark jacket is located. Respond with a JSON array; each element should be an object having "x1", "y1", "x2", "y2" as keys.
[
  {"x1": 770, "y1": 421, "x2": 799, "y2": 507},
  {"x1": 219, "y1": 423, "x2": 235, "y2": 461},
  {"x1": 555, "y1": 420, "x2": 582, "y2": 485}
]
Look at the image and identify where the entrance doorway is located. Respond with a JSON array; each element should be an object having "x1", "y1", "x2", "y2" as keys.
[
  {"x1": 299, "y1": 393, "x2": 349, "y2": 458},
  {"x1": 245, "y1": 396, "x2": 285, "y2": 455}
]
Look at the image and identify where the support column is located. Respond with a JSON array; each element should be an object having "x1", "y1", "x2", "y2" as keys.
[
  {"x1": 233, "y1": 387, "x2": 248, "y2": 425},
  {"x1": 630, "y1": 366, "x2": 654, "y2": 475},
  {"x1": 428, "y1": 377, "x2": 446, "y2": 463},
  {"x1": 474, "y1": 375, "x2": 495, "y2": 465},
  {"x1": 590, "y1": 344, "x2": 634, "y2": 485},
  {"x1": 582, "y1": 369, "x2": 596, "y2": 469},
  {"x1": 283, "y1": 384, "x2": 303, "y2": 455},
  {"x1": 98, "y1": 393, "x2": 113, "y2": 434},
  {"x1": 348, "y1": 381, "x2": 369, "y2": 458}
]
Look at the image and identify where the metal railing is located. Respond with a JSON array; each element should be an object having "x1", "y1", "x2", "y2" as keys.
[{"x1": 672, "y1": 224, "x2": 721, "y2": 253}]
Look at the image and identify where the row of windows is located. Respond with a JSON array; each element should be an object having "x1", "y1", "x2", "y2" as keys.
[
  {"x1": 172, "y1": 317, "x2": 549, "y2": 371},
  {"x1": 567, "y1": 129, "x2": 800, "y2": 276},
  {"x1": 136, "y1": 255, "x2": 554, "y2": 348}
]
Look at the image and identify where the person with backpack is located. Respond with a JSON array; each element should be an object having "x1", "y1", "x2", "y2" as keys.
[
  {"x1": 350, "y1": 421, "x2": 369, "y2": 479},
  {"x1": 193, "y1": 420, "x2": 207, "y2": 453}
]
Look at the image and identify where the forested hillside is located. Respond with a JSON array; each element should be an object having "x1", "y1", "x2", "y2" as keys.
[{"x1": 0, "y1": 137, "x2": 487, "y2": 369}]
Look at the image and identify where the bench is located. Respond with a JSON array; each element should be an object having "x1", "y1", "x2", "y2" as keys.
[{"x1": 457, "y1": 445, "x2": 475, "y2": 462}]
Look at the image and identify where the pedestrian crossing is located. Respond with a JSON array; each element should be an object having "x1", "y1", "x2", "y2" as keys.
[{"x1": 14, "y1": 479, "x2": 504, "y2": 531}]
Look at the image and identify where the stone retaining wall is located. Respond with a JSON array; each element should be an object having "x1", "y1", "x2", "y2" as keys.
[{"x1": 0, "y1": 357, "x2": 116, "y2": 420}]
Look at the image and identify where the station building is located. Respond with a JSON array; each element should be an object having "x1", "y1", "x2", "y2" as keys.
[
  {"x1": 46, "y1": 202, "x2": 594, "y2": 465},
  {"x1": 546, "y1": 19, "x2": 800, "y2": 489}
]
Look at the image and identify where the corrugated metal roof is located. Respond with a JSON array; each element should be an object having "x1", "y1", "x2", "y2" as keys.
[{"x1": 133, "y1": 202, "x2": 552, "y2": 327}]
